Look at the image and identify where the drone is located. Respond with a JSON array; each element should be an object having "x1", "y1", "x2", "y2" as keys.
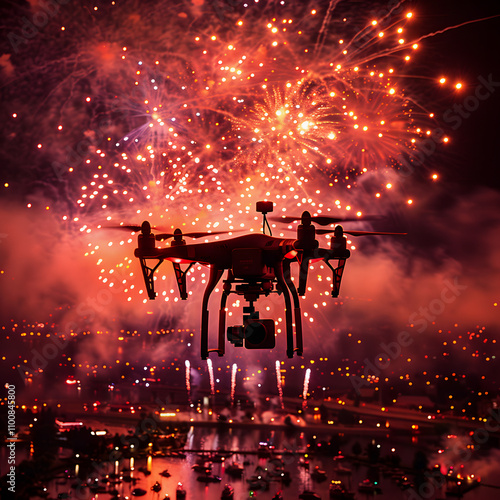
[{"x1": 115, "y1": 201, "x2": 405, "y2": 359}]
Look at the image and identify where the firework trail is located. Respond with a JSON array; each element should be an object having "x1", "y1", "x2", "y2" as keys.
[
  {"x1": 302, "y1": 367, "x2": 311, "y2": 410},
  {"x1": 275, "y1": 360, "x2": 284, "y2": 410},
  {"x1": 185, "y1": 359, "x2": 191, "y2": 405},
  {"x1": 230, "y1": 362, "x2": 237, "y2": 407},
  {"x1": 207, "y1": 358, "x2": 215, "y2": 396}
]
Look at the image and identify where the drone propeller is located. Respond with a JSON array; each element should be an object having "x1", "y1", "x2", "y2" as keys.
[
  {"x1": 154, "y1": 230, "x2": 231, "y2": 241},
  {"x1": 272, "y1": 214, "x2": 383, "y2": 226},
  {"x1": 113, "y1": 224, "x2": 147, "y2": 232},
  {"x1": 316, "y1": 228, "x2": 407, "y2": 236},
  {"x1": 108, "y1": 224, "x2": 231, "y2": 240}
]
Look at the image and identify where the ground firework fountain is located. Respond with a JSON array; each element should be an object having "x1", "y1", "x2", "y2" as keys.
[
  {"x1": 207, "y1": 358, "x2": 215, "y2": 396},
  {"x1": 276, "y1": 360, "x2": 284, "y2": 410},
  {"x1": 302, "y1": 368, "x2": 311, "y2": 411},
  {"x1": 185, "y1": 360, "x2": 191, "y2": 406},
  {"x1": 230, "y1": 363, "x2": 237, "y2": 407}
]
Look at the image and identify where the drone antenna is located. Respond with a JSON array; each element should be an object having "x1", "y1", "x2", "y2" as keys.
[
  {"x1": 263, "y1": 213, "x2": 272, "y2": 236},
  {"x1": 256, "y1": 201, "x2": 274, "y2": 236}
]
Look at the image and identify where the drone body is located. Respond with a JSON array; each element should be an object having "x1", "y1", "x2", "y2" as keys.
[{"x1": 122, "y1": 202, "x2": 404, "y2": 359}]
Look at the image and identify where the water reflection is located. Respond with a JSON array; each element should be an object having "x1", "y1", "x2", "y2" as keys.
[{"x1": 22, "y1": 424, "x2": 497, "y2": 500}]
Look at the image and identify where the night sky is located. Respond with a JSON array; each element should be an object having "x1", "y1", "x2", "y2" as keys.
[{"x1": 0, "y1": 0, "x2": 499, "y2": 389}]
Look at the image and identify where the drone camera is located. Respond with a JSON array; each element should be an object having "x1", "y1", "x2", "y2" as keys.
[
  {"x1": 227, "y1": 318, "x2": 276, "y2": 349},
  {"x1": 244, "y1": 318, "x2": 276, "y2": 349},
  {"x1": 256, "y1": 201, "x2": 274, "y2": 214}
]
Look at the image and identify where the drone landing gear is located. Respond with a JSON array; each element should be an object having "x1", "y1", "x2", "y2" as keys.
[
  {"x1": 201, "y1": 266, "x2": 225, "y2": 360},
  {"x1": 139, "y1": 257, "x2": 164, "y2": 300},
  {"x1": 201, "y1": 263, "x2": 304, "y2": 359},
  {"x1": 325, "y1": 258, "x2": 346, "y2": 298},
  {"x1": 282, "y1": 260, "x2": 303, "y2": 356},
  {"x1": 172, "y1": 262, "x2": 194, "y2": 300},
  {"x1": 217, "y1": 270, "x2": 234, "y2": 357},
  {"x1": 274, "y1": 262, "x2": 303, "y2": 358}
]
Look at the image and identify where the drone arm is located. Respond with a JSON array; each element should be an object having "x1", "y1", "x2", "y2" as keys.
[
  {"x1": 172, "y1": 262, "x2": 195, "y2": 300},
  {"x1": 201, "y1": 265, "x2": 225, "y2": 360},
  {"x1": 139, "y1": 257, "x2": 164, "y2": 300}
]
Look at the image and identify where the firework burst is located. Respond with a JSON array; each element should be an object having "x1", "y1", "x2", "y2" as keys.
[{"x1": 5, "y1": 0, "x2": 453, "y2": 314}]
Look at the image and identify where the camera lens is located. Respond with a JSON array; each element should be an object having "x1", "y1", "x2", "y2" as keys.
[{"x1": 245, "y1": 322, "x2": 266, "y2": 345}]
